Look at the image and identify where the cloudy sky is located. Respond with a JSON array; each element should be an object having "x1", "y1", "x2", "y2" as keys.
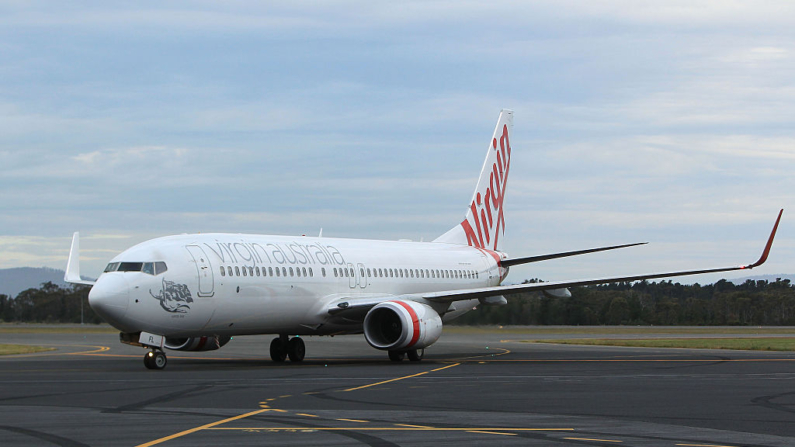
[{"x1": 1, "y1": 1, "x2": 793, "y2": 284}]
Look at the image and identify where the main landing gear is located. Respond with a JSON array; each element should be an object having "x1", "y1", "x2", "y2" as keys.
[
  {"x1": 270, "y1": 334, "x2": 305, "y2": 363},
  {"x1": 143, "y1": 349, "x2": 167, "y2": 370},
  {"x1": 388, "y1": 348, "x2": 424, "y2": 362}
]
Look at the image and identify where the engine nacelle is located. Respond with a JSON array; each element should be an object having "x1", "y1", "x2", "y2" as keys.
[
  {"x1": 363, "y1": 300, "x2": 443, "y2": 351},
  {"x1": 164, "y1": 335, "x2": 231, "y2": 351}
]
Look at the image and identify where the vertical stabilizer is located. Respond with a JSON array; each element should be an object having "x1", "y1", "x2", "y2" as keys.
[{"x1": 434, "y1": 109, "x2": 513, "y2": 250}]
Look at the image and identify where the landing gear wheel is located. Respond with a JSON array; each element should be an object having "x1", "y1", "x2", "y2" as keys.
[
  {"x1": 152, "y1": 351, "x2": 167, "y2": 369},
  {"x1": 270, "y1": 337, "x2": 287, "y2": 362},
  {"x1": 144, "y1": 351, "x2": 167, "y2": 370},
  {"x1": 407, "y1": 348, "x2": 424, "y2": 362},
  {"x1": 287, "y1": 337, "x2": 305, "y2": 362},
  {"x1": 388, "y1": 350, "x2": 405, "y2": 362}
]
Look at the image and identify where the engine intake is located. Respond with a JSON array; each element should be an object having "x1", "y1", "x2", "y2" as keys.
[
  {"x1": 363, "y1": 300, "x2": 442, "y2": 351},
  {"x1": 164, "y1": 335, "x2": 231, "y2": 351}
]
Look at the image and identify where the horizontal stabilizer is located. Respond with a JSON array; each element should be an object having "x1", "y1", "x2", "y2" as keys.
[{"x1": 501, "y1": 242, "x2": 647, "y2": 267}]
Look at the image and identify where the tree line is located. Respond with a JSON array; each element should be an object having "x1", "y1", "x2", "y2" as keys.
[
  {"x1": 2, "y1": 279, "x2": 794, "y2": 326},
  {"x1": 454, "y1": 278, "x2": 795, "y2": 326},
  {"x1": 0, "y1": 282, "x2": 100, "y2": 324}
]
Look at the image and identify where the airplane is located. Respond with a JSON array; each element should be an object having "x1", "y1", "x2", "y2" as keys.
[{"x1": 64, "y1": 109, "x2": 783, "y2": 370}]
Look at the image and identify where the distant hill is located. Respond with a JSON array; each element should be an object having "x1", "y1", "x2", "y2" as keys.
[
  {"x1": 0, "y1": 267, "x2": 69, "y2": 298},
  {"x1": 729, "y1": 274, "x2": 795, "y2": 285}
]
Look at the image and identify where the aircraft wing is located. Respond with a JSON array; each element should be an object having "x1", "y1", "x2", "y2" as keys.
[
  {"x1": 422, "y1": 209, "x2": 782, "y2": 304},
  {"x1": 327, "y1": 209, "x2": 782, "y2": 315}
]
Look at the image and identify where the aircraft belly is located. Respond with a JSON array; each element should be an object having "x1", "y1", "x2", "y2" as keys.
[{"x1": 201, "y1": 284, "x2": 323, "y2": 334}]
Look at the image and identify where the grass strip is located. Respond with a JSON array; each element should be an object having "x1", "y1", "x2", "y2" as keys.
[
  {"x1": 0, "y1": 325, "x2": 117, "y2": 334},
  {"x1": 0, "y1": 344, "x2": 56, "y2": 355},
  {"x1": 445, "y1": 326, "x2": 795, "y2": 335},
  {"x1": 530, "y1": 337, "x2": 795, "y2": 351}
]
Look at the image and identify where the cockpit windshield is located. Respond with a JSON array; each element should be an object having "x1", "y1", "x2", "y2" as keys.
[{"x1": 104, "y1": 262, "x2": 168, "y2": 276}]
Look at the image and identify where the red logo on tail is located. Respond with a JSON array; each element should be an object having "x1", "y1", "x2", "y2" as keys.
[{"x1": 460, "y1": 124, "x2": 511, "y2": 250}]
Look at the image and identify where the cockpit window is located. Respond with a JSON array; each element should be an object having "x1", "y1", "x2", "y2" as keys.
[
  {"x1": 112, "y1": 261, "x2": 168, "y2": 276},
  {"x1": 118, "y1": 262, "x2": 144, "y2": 272},
  {"x1": 155, "y1": 262, "x2": 168, "y2": 275}
]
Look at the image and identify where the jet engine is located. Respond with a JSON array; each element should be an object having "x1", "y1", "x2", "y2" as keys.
[
  {"x1": 363, "y1": 300, "x2": 443, "y2": 351},
  {"x1": 164, "y1": 335, "x2": 231, "y2": 351}
]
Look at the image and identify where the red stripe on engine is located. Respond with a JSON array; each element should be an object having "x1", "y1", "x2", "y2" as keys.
[
  {"x1": 392, "y1": 301, "x2": 420, "y2": 347},
  {"x1": 196, "y1": 336, "x2": 207, "y2": 350}
]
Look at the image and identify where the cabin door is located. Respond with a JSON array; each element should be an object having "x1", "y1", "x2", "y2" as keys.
[{"x1": 186, "y1": 245, "x2": 215, "y2": 297}]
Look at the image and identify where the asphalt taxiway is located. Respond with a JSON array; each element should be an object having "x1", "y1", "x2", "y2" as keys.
[{"x1": 2, "y1": 329, "x2": 795, "y2": 446}]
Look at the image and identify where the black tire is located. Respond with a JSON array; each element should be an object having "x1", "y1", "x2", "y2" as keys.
[
  {"x1": 143, "y1": 352, "x2": 154, "y2": 369},
  {"x1": 152, "y1": 351, "x2": 167, "y2": 370},
  {"x1": 270, "y1": 337, "x2": 287, "y2": 362},
  {"x1": 388, "y1": 350, "x2": 404, "y2": 362},
  {"x1": 287, "y1": 337, "x2": 305, "y2": 362},
  {"x1": 407, "y1": 348, "x2": 424, "y2": 362}
]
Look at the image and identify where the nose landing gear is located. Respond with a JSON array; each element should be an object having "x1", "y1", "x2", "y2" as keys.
[
  {"x1": 270, "y1": 334, "x2": 305, "y2": 362},
  {"x1": 143, "y1": 350, "x2": 167, "y2": 370}
]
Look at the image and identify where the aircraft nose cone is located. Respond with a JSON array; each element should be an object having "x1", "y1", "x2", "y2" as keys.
[{"x1": 89, "y1": 274, "x2": 130, "y2": 325}]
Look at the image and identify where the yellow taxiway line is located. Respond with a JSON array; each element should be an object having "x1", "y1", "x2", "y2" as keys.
[{"x1": 344, "y1": 362, "x2": 460, "y2": 392}]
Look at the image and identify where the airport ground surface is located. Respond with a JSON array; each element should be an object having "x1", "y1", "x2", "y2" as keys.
[{"x1": 2, "y1": 327, "x2": 795, "y2": 447}]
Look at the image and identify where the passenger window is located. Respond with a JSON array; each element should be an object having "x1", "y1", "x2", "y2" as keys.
[
  {"x1": 256, "y1": 267, "x2": 261, "y2": 276},
  {"x1": 377, "y1": 268, "x2": 382, "y2": 277},
  {"x1": 344, "y1": 269, "x2": 349, "y2": 278},
  {"x1": 276, "y1": 267, "x2": 281, "y2": 277},
  {"x1": 333, "y1": 268, "x2": 338, "y2": 277},
  {"x1": 309, "y1": 268, "x2": 313, "y2": 277},
  {"x1": 268, "y1": 267, "x2": 273, "y2": 276},
  {"x1": 389, "y1": 269, "x2": 394, "y2": 277},
  {"x1": 235, "y1": 266, "x2": 240, "y2": 276},
  {"x1": 282, "y1": 267, "x2": 287, "y2": 277},
  {"x1": 243, "y1": 267, "x2": 247, "y2": 277},
  {"x1": 220, "y1": 266, "x2": 226, "y2": 277},
  {"x1": 360, "y1": 268, "x2": 365, "y2": 278},
  {"x1": 322, "y1": 268, "x2": 326, "y2": 277},
  {"x1": 425, "y1": 269, "x2": 429, "y2": 278},
  {"x1": 228, "y1": 266, "x2": 233, "y2": 276},
  {"x1": 399, "y1": 269, "x2": 404, "y2": 278},
  {"x1": 289, "y1": 267, "x2": 294, "y2": 277},
  {"x1": 410, "y1": 270, "x2": 414, "y2": 278},
  {"x1": 367, "y1": 268, "x2": 371, "y2": 277}
]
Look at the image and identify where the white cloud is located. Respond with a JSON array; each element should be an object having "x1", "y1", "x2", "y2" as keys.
[{"x1": 0, "y1": 2, "x2": 793, "y2": 283}]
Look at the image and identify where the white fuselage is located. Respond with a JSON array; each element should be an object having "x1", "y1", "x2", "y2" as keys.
[{"x1": 89, "y1": 233, "x2": 506, "y2": 338}]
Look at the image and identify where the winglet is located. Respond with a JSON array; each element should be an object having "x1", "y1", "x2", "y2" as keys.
[
  {"x1": 742, "y1": 209, "x2": 783, "y2": 270},
  {"x1": 65, "y1": 232, "x2": 96, "y2": 286}
]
